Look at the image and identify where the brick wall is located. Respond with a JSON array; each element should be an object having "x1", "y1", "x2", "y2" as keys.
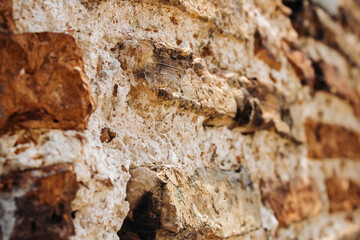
[{"x1": 0, "y1": 0, "x2": 360, "y2": 239}]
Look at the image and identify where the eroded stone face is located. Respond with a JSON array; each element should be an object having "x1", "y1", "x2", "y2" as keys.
[
  {"x1": 117, "y1": 39, "x2": 296, "y2": 137},
  {"x1": 0, "y1": 32, "x2": 95, "y2": 131},
  {"x1": 117, "y1": 40, "x2": 237, "y2": 126},
  {"x1": 0, "y1": 163, "x2": 78, "y2": 240},
  {"x1": 120, "y1": 167, "x2": 261, "y2": 239},
  {"x1": 305, "y1": 119, "x2": 360, "y2": 159},
  {"x1": 224, "y1": 74, "x2": 294, "y2": 136},
  {"x1": 260, "y1": 178, "x2": 323, "y2": 227}
]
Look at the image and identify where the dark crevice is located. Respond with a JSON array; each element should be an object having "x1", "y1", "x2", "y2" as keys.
[
  {"x1": 282, "y1": 0, "x2": 303, "y2": 15},
  {"x1": 71, "y1": 210, "x2": 77, "y2": 219},
  {"x1": 50, "y1": 213, "x2": 63, "y2": 224},
  {"x1": 312, "y1": 61, "x2": 329, "y2": 91},
  {"x1": 280, "y1": 108, "x2": 293, "y2": 129},
  {"x1": 118, "y1": 192, "x2": 162, "y2": 240},
  {"x1": 235, "y1": 101, "x2": 253, "y2": 126},
  {"x1": 31, "y1": 221, "x2": 37, "y2": 232}
]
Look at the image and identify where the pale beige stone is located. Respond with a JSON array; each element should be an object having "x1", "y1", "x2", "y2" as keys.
[
  {"x1": 124, "y1": 167, "x2": 261, "y2": 239},
  {"x1": 0, "y1": 0, "x2": 359, "y2": 239}
]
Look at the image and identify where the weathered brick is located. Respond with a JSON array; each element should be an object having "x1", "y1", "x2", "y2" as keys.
[
  {"x1": 261, "y1": 178, "x2": 322, "y2": 227},
  {"x1": 305, "y1": 119, "x2": 360, "y2": 159},
  {"x1": 325, "y1": 177, "x2": 360, "y2": 212},
  {"x1": 0, "y1": 163, "x2": 78, "y2": 240},
  {"x1": 0, "y1": 32, "x2": 96, "y2": 131},
  {"x1": 119, "y1": 167, "x2": 261, "y2": 239},
  {"x1": 0, "y1": 0, "x2": 15, "y2": 32}
]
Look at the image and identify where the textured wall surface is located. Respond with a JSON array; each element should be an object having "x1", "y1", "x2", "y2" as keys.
[{"x1": 0, "y1": 0, "x2": 360, "y2": 239}]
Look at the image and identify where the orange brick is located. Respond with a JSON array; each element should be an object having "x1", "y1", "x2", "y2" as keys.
[
  {"x1": 261, "y1": 178, "x2": 323, "y2": 227},
  {"x1": 305, "y1": 119, "x2": 360, "y2": 159},
  {"x1": 326, "y1": 177, "x2": 360, "y2": 212}
]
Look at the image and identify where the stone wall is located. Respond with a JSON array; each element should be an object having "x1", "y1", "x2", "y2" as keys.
[{"x1": 0, "y1": 0, "x2": 360, "y2": 239}]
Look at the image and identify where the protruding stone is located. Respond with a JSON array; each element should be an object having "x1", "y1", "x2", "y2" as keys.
[
  {"x1": 0, "y1": 32, "x2": 96, "y2": 131},
  {"x1": 0, "y1": 163, "x2": 78, "y2": 240},
  {"x1": 119, "y1": 167, "x2": 261, "y2": 239},
  {"x1": 261, "y1": 178, "x2": 323, "y2": 227},
  {"x1": 225, "y1": 74, "x2": 294, "y2": 136},
  {"x1": 116, "y1": 40, "x2": 237, "y2": 126}
]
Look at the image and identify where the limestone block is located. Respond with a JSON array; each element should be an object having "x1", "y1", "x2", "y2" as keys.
[
  {"x1": 120, "y1": 167, "x2": 261, "y2": 239},
  {"x1": 117, "y1": 40, "x2": 237, "y2": 126}
]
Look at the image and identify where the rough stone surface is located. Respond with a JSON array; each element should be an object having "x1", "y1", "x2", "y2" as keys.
[
  {"x1": 121, "y1": 40, "x2": 237, "y2": 126},
  {"x1": 0, "y1": 32, "x2": 95, "y2": 131},
  {"x1": 0, "y1": 0, "x2": 360, "y2": 239},
  {"x1": 0, "y1": 163, "x2": 78, "y2": 240},
  {"x1": 121, "y1": 167, "x2": 261, "y2": 239}
]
